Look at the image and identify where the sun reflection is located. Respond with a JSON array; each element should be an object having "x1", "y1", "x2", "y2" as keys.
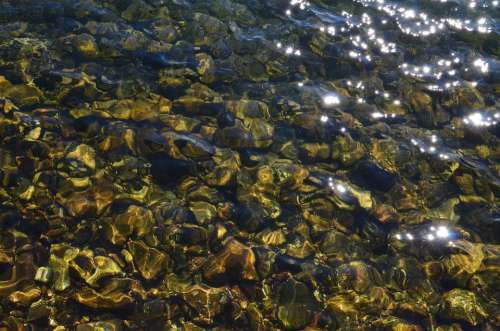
[
  {"x1": 372, "y1": 112, "x2": 397, "y2": 119},
  {"x1": 354, "y1": 0, "x2": 495, "y2": 40},
  {"x1": 283, "y1": 0, "x2": 496, "y2": 171},
  {"x1": 290, "y1": 0, "x2": 310, "y2": 10},
  {"x1": 328, "y1": 177, "x2": 351, "y2": 197},
  {"x1": 436, "y1": 225, "x2": 450, "y2": 238},
  {"x1": 323, "y1": 94, "x2": 341, "y2": 106},
  {"x1": 398, "y1": 52, "x2": 491, "y2": 92},
  {"x1": 410, "y1": 134, "x2": 455, "y2": 161},
  {"x1": 276, "y1": 42, "x2": 303, "y2": 57},
  {"x1": 462, "y1": 111, "x2": 498, "y2": 127},
  {"x1": 394, "y1": 224, "x2": 456, "y2": 244},
  {"x1": 335, "y1": 183, "x2": 347, "y2": 193},
  {"x1": 472, "y1": 58, "x2": 489, "y2": 73}
]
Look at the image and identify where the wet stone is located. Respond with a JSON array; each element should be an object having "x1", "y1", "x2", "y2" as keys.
[
  {"x1": 128, "y1": 240, "x2": 170, "y2": 280},
  {"x1": 69, "y1": 250, "x2": 123, "y2": 287},
  {"x1": 189, "y1": 201, "x2": 217, "y2": 224},
  {"x1": 439, "y1": 289, "x2": 488, "y2": 326},
  {"x1": 407, "y1": 90, "x2": 435, "y2": 128},
  {"x1": 331, "y1": 135, "x2": 365, "y2": 166},
  {"x1": 34, "y1": 267, "x2": 51, "y2": 283},
  {"x1": 106, "y1": 205, "x2": 154, "y2": 246},
  {"x1": 66, "y1": 144, "x2": 96, "y2": 170},
  {"x1": 76, "y1": 320, "x2": 124, "y2": 331},
  {"x1": 59, "y1": 190, "x2": 97, "y2": 218},
  {"x1": 181, "y1": 285, "x2": 231, "y2": 325},
  {"x1": 203, "y1": 238, "x2": 258, "y2": 285},
  {"x1": 214, "y1": 126, "x2": 254, "y2": 149},
  {"x1": 74, "y1": 33, "x2": 98, "y2": 57},
  {"x1": 277, "y1": 277, "x2": 318, "y2": 330},
  {"x1": 73, "y1": 278, "x2": 139, "y2": 309},
  {"x1": 49, "y1": 244, "x2": 79, "y2": 292},
  {"x1": 7, "y1": 286, "x2": 41, "y2": 306},
  {"x1": 334, "y1": 261, "x2": 382, "y2": 293},
  {"x1": 0, "y1": 76, "x2": 43, "y2": 107}
]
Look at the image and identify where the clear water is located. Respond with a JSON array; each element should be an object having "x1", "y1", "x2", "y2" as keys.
[{"x1": 0, "y1": 0, "x2": 498, "y2": 330}]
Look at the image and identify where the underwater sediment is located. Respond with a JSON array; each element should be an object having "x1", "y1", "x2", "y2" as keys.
[{"x1": 0, "y1": 0, "x2": 499, "y2": 330}]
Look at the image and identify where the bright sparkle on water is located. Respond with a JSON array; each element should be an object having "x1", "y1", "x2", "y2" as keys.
[
  {"x1": 277, "y1": 42, "x2": 303, "y2": 57},
  {"x1": 328, "y1": 177, "x2": 350, "y2": 196},
  {"x1": 394, "y1": 225, "x2": 455, "y2": 244},
  {"x1": 409, "y1": 134, "x2": 456, "y2": 161},
  {"x1": 436, "y1": 226, "x2": 450, "y2": 239},
  {"x1": 372, "y1": 112, "x2": 397, "y2": 119},
  {"x1": 335, "y1": 184, "x2": 347, "y2": 193},
  {"x1": 463, "y1": 112, "x2": 498, "y2": 127},
  {"x1": 323, "y1": 94, "x2": 340, "y2": 106},
  {"x1": 282, "y1": 0, "x2": 497, "y2": 219},
  {"x1": 285, "y1": 0, "x2": 497, "y2": 94},
  {"x1": 356, "y1": 0, "x2": 494, "y2": 36},
  {"x1": 472, "y1": 58, "x2": 489, "y2": 73}
]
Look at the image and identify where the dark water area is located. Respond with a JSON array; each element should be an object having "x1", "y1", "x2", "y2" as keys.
[{"x1": 0, "y1": 0, "x2": 499, "y2": 330}]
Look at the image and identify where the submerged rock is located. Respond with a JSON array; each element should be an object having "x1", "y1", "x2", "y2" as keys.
[
  {"x1": 203, "y1": 238, "x2": 258, "y2": 285},
  {"x1": 73, "y1": 278, "x2": 140, "y2": 309},
  {"x1": 439, "y1": 289, "x2": 488, "y2": 326},
  {"x1": 0, "y1": 0, "x2": 497, "y2": 329},
  {"x1": 277, "y1": 277, "x2": 318, "y2": 330},
  {"x1": 0, "y1": 76, "x2": 43, "y2": 106},
  {"x1": 128, "y1": 240, "x2": 170, "y2": 280},
  {"x1": 181, "y1": 285, "x2": 231, "y2": 325}
]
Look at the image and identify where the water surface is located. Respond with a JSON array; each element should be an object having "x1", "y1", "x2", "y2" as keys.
[{"x1": 0, "y1": 0, "x2": 499, "y2": 330}]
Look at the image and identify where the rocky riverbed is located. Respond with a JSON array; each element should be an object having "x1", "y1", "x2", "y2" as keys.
[{"x1": 0, "y1": 0, "x2": 499, "y2": 330}]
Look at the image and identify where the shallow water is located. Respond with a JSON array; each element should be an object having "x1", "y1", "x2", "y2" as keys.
[{"x1": 0, "y1": 0, "x2": 499, "y2": 330}]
